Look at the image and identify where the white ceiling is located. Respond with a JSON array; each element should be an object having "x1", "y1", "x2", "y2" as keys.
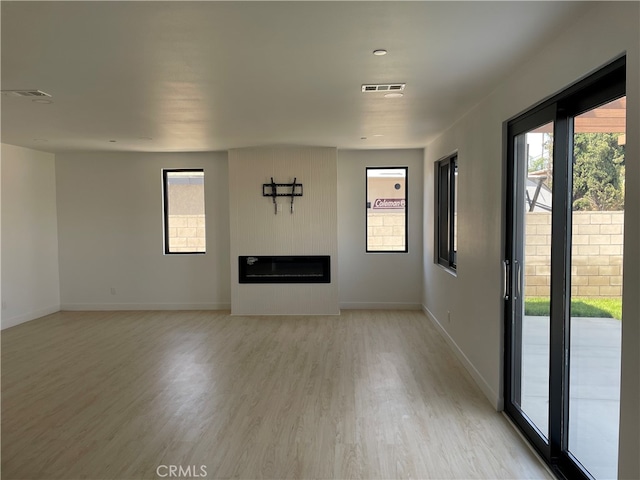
[{"x1": 1, "y1": 1, "x2": 590, "y2": 153}]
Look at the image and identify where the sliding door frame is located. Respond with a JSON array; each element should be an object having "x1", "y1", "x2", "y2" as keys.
[{"x1": 504, "y1": 56, "x2": 626, "y2": 479}]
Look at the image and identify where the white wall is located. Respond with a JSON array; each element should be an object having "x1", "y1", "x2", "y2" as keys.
[
  {"x1": 338, "y1": 149, "x2": 423, "y2": 309},
  {"x1": 1, "y1": 144, "x2": 60, "y2": 329},
  {"x1": 228, "y1": 146, "x2": 339, "y2": 315},
  {"x1": 56, "y1": 152, "x2": 230, "y2": 310},
  {"x1": 0, "y1": 146, "x2": 1, "y2": 330},
  {"x1": 0, "y1": 147, "x2": 2, "y2": 327},
  {"x1": 422, "y1": 3, "x2": 639, "y2": 477}
]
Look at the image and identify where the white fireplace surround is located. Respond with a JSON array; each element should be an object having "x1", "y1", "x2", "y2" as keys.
[{"x1": 228, "y1": 146, "x2": 339, "y2": 315}]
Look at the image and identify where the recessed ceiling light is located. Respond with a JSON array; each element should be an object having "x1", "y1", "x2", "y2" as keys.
[
  {"x1": 372, "y1": 134, "x2": 384, "y2": 137},
  {"x1": 32, "y1": 99, "x2": 53, "y2": 104},
  {"x1": 384, "y1": 92, "x2": 404, "y2": 98},
  {"x1": 373, "y1": 49, "x2": 387, "y2": 56}
]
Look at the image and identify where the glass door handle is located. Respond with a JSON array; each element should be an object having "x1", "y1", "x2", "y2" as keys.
[
  {"x1": 514, "y1": 260, "x2": 521, "y2": 300},
  {"x1": 503, "y1": 260, "x2": 510, "y2": 300}
]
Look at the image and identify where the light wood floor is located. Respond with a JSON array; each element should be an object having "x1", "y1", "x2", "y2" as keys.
[{"x1": 2, "y1": 310, "x2": 550, "y2": 480}]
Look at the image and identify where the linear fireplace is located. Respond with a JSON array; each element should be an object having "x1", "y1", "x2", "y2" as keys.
[{"x1": 238, "y1": 255, "x2": 330, "y2": 284}]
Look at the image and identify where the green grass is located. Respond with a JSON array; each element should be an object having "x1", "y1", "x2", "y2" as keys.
[{"x1": 524, "y1": 297, "x2": 622, "y2": 320}]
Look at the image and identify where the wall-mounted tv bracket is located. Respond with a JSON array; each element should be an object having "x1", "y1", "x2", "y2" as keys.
[{"x1": 262, "y1": 177, "x2": 303, "y2": 214}]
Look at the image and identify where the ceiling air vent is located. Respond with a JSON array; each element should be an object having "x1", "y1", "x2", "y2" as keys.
[
  {"x1": 361, "y1": 83, "x2": 405, "y2": 93},
  {"x1": 1, "y1": 89, "x2": 52, "y2": 98}
]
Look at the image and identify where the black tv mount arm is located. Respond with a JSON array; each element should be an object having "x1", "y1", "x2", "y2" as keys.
[{"x1": 262, "y1": 178, "x2": 303, "y2": 215}]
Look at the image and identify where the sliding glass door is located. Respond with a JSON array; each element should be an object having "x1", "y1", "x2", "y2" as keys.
[
  {"x1": 510, "y1": 118, "x2": 554, "y2": 446},
  {"x1": 505, "y1": 58, "x2": 625, "y2": 479},
  {"x1": 567, "y1": 97, "x2": 626, "y2": 480}
]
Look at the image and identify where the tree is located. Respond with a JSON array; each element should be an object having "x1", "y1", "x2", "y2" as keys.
[{"x1": 572, "y1": 133, "x2": 625, "y2": 211}]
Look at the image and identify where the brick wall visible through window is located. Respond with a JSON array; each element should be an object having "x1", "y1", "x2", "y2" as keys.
[{"x1": 163, "y1": 169, "x2": 206, "y2": 254}]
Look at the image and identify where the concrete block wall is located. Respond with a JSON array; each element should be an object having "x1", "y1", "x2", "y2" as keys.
[
  {"x1": 367, "y1": 212, "x2": 406, "y2": 251},
  {"x1": 167, "y1": 214, "x2": 206, "y2": 253},
  {"x1": 524, "y1": 211, "x2": 624, "y2": 297},
  {"x1": 166, "y1": 181, "x2": 206, "y2": 253}
]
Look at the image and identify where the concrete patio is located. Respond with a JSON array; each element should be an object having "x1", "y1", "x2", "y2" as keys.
[{"x1": 521, "y1": 315, "x2": 621, "y2": 480}]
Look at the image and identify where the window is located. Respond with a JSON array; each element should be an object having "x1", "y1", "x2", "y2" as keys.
[
  {"x1": 435, "y1": 154, "x2": 457, "y2": 269},
  {"x1": 366, "y1": 166, "x2": 408, "y2": 253},
  {"x1": 163, "y1": 169, "x2": 206, "y2": 254}
]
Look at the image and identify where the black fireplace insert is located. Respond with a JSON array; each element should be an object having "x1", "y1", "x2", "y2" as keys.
[{"x1": 238, "y1": 255, "x2": 330, "y2": 284}]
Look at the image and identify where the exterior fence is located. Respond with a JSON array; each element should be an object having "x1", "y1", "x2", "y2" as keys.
[
  {"x1": 166, "y1": 183, "x2": 206, "y2": 253},
  {"x1": 366, "y1": 212, "x2": 406, "y2": 251},
  {"x1": 525, "y1": 211, "x2": 623, "y2": 298},
  {"x1": 167, "y1": 214, "x2": 206, "y2": 252}
]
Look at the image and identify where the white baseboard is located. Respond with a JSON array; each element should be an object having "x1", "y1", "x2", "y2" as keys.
[
  {"x1": 60, "y1": 303, "x2": 231, "y2": 311},
  {"x1": 340, "y1": 302, "x2": 422, "y2": 310},
  {"x1": 1, "y1": 304, "x2": 60, "y2": 330},
  {"x1": 422, "y1": 304, "x2": 503, "y2": 411},
  {"x1": 231, "y1": 310, "x2": 341, "y2": 316}
]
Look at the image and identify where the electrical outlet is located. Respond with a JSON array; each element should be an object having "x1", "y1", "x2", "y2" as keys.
[
  {"x1": 110, "y1": 287, "x2": 116, "y2": 295},
  {"x1": 1, "y1": 300, "x2": 7, "y2": 310}
]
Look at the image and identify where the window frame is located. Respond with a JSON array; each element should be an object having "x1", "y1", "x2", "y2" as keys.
[
  {"x1": 162, "y1": 168, "x2": 206, "y2": 255},
  {"x1": 435, "y1": 154, "x2": 457, "y2": 270},
  {"x1": 365, "y1": 166, "x2": 409, "y2": 254}
]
